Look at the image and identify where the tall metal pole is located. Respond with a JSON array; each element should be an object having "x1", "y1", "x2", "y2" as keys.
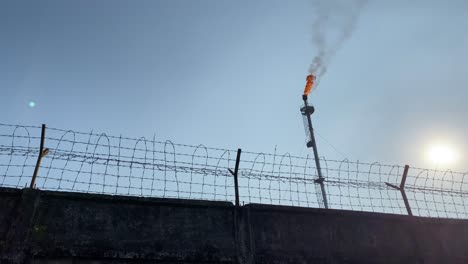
[{"x1": 302, "y1": 95, "x2": 329, "y2": 209}]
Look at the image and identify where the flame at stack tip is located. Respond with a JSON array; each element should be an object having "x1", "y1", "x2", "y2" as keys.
[{"x1": 303, "y1": 74, "x2": 316, "y2": 97}]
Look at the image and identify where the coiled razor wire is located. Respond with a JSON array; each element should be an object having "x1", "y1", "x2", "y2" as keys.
[{"x1": 0, "y1": 123, "x2": 467, "y2": 219}]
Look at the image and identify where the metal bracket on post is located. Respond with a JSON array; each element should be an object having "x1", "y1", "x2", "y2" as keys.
[
  {"x1": 385, "y1": 165, "x2": 412, "y2": 216},
  {"x1": 228, "y1": 148, "x2": 242, "y2": 208},
  {"x1": 30, "y1": 124, "x2": 49, "y2": 189}
]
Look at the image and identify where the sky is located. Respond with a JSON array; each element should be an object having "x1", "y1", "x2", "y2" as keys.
[{"x1": 1, "y1": 0, "x2": 468, "y2": 172}]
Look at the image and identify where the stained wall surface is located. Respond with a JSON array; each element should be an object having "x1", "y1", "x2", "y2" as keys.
[{"x1": 0, "y1": 187, "x2": 467, "y2": 263}]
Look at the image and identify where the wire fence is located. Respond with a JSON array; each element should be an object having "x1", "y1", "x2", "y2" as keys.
[{"x1": 1, "y1": 123, "x2": 467, "y2": 219}]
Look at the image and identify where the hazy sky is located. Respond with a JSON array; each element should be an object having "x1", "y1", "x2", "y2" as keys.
[{"x1": 1, "y1": 0, "x2": 468, "y2": 171}]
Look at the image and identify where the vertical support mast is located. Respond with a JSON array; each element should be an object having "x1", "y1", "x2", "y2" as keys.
[{"x1": 301, "y1": 95, "x2": 329, "y2": 209}]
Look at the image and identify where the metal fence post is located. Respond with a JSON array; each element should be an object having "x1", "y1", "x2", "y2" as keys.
[
  {"x1": 385, "y1": 165, "x2": 413, "y2": 216},
  {"x1": 30, "y1": 124, "x2": 48, "y2": 189},
  {"x1": 228, "y1": 148, "x2": 242, "y2": 208},
  {"x1": 399, "y1": 165, "x2": 413, "y2": 216}
]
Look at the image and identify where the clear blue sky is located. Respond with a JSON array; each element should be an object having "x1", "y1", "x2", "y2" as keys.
[{"x1": 1, "y1": 0, "x2": 468, "y2": 171}]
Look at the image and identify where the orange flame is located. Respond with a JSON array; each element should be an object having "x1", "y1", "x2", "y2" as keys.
[{"x1": 303, "y1": 74, "x2": 316, "y2": 96}]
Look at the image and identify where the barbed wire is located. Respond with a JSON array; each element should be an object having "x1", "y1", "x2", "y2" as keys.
[{"x1": 0, "y1": 123, "x2": 467, "y2": 219}]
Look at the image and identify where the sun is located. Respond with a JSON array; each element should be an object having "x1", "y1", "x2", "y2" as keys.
[{"x1": 426, "y1": 141, "x2": 458, "y2": 166}]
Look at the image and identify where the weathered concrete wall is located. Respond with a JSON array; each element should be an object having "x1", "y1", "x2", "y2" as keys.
[
  {"x1": 0, "y1": 188, "x2": 22, "y2": 252},
  {"x1": 0, "y1": 188, "x2": 236, "y2": 263},
  {"x1": 1, "y1": 187, "x2": 468, "y2": 263},
  {"x1": 245, "y1": 204, "x2": 468, "y2": 264}
]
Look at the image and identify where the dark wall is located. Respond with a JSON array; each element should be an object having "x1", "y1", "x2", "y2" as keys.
[
  {"x1": 0, "y1": 188, "x2": 22, "y2": 250},
  {"x1": 246, "y1": 204, "x2": 468, "y2": 264},
  {"x1": 1, "y1": 187, "x2": 467, "y2": 263},
  {"x1": 0, "y1": 188, "x2": 236, "y2": 263}
]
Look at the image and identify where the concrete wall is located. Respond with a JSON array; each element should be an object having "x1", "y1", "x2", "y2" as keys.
[
  {"x1": 1, "y1": 187, "x2": 468, "y2": 263},
  {"x1": 0, "y1": 188, "x2": 22, "y2": 253},
  {"x1": 245, "y1": 204, "x2": 468, "y2": 264}
]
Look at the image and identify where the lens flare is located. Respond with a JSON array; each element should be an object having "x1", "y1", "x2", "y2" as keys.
[{"x1": 29, "y1": 101, "x2": 36, "y2": 108}]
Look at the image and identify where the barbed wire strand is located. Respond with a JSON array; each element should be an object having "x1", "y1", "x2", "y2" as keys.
[{"x1": 0, "y1": 123, "x2": 467, "y2": 219}]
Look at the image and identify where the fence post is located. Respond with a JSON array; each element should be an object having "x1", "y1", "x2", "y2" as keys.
[
  {"x1": 228, "y1": 148, "x2": 242, "y2": 208},
  {"x1": 385, "y1": 164, "x2": 413, "y2": 216},
  {"x1": 399, "y1": 165, "x2": 413, "y2": 216},
  {"x1": 30, "y1": 124, "x2": 48, "y2": 189}
]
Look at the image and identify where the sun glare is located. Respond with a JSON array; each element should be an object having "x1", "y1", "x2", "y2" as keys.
[{"x1": 426, "y1": 142, "x2": 458, "y2": 166}]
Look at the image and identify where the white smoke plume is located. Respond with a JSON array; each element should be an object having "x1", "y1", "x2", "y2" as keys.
[{"x1": 309, "y1": 0, "x2": 368, "y2": 86}]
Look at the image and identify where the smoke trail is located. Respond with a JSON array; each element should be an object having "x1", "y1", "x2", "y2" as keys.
[{"x1": 309, "y1": 0, "x2": 367, "y2": 86}]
